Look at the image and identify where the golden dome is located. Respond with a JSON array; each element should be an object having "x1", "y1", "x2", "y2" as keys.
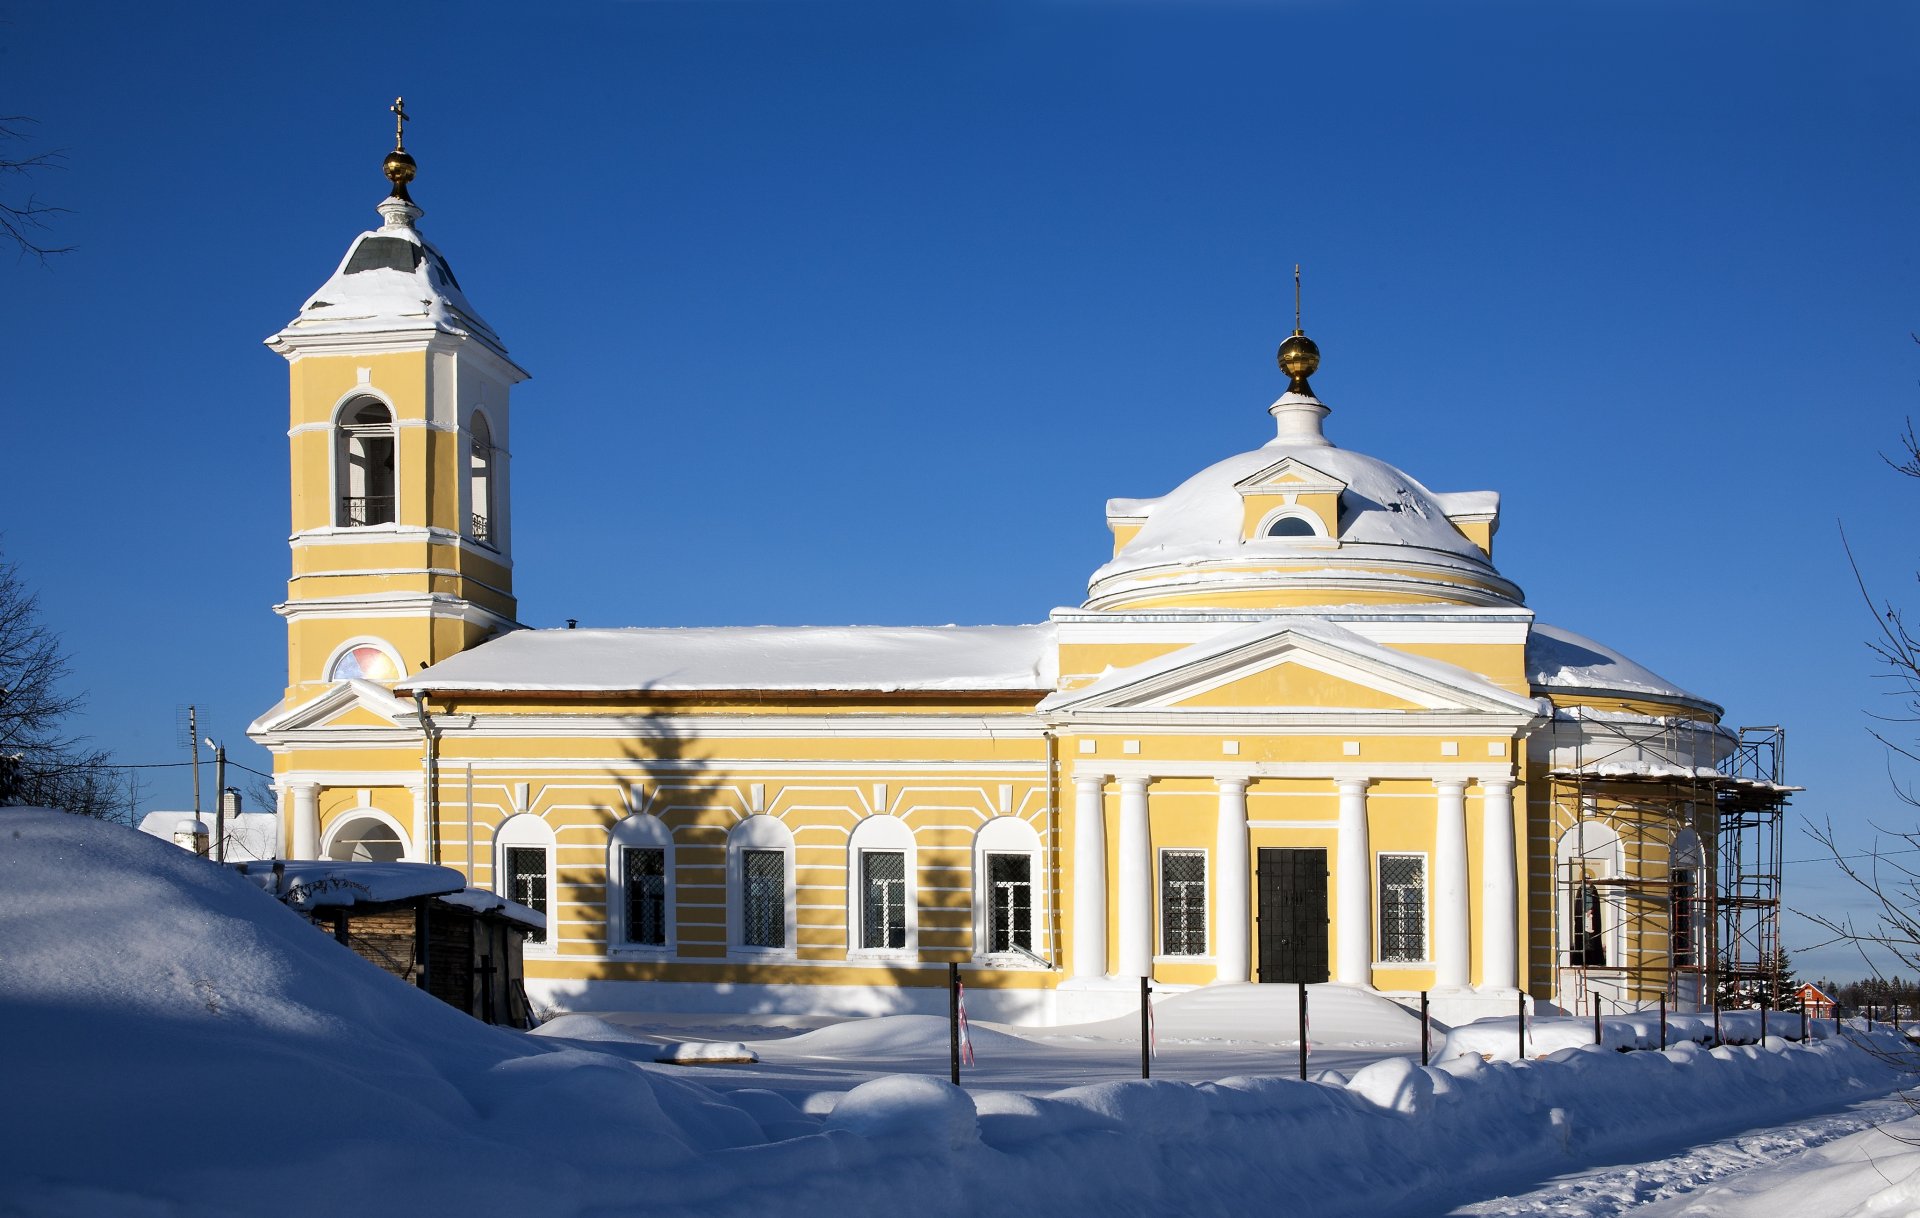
[{"x1": 1277, "y1": 330, "x2": 1320, "y2": 396}]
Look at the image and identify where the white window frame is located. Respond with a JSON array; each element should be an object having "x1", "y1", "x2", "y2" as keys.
[
  {"x1": 1155, "y1": 847, "x2": 1210, "y2": 960},
  {"x1": 321, "y1": 636, "x2": 405, "y2": 684},
  {"x1": 726, "y1": 814, "x2": 796, "y2": 959},
  {"x1": 607, "y1": 812, "x2": 674, "y2": 956},
  {"x1": 1256, "y1": 504, "x2": 1329, "y2": 540},
  {"x1": 1557, "y1": 819, "x2": 1625, "y2": 972},
  {"x1": 496, "y1": 813, "x2": 556, "y2": 956},
  {"x1": 1375, "y1": 850, "x2": 1430, "y2": 965},
  {"x1": 846, "y1": 815, "x2": 917, "y2": 961},
  {"x1": 320, "y1": 807, "x2": 413, "y2": 863},
  {"x1": 331, "y1": 393, "x2": 400, "y2": 529},
  {"x1": 971, "y1": 816, "x2": 1046, "y2": 967},
  {"x1": 467, "y1": 407, "x2": 496, "y2": 548}
]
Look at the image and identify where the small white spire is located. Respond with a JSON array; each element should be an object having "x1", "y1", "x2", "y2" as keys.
[
  {"x1": 376, "y1": 195, "x2": 422, "y2": 234},
  {"x1": 1269, "y1": 391, "x2": 1331, "y2": 446}
]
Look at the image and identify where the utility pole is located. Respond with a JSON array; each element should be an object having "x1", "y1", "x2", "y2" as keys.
[
  {"x1": 186, "y1": 705, "x2": 202, "y2": 823},
  {"x1": 204, "y1": 736, "x2": 226, "y2": 863}
]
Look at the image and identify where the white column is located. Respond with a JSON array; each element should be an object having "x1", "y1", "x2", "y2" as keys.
[
  {"x1": 1336, "y1": 777, "x2": 1372, "y2": 986},
  {"x1": 1071, "y1": 773, "x2": 1110, "y2": 980},
  {"x1": 1214, "y1": 777, "x2": 1251, "y2": 984},
  {"x1": 1480, "y1": 779, "x2": 1518, "y2": 991},
  {"x1": 408, "y1": 783, "x2": 429, "y2": 863},
  {"x1": 1434, "y1": 779, "x2": 1471, "y2": 988},
  {"x1": 1117, "y1": 776, "x2": 1153, "y2": 980},
  {"x1": 290, "y1": 782, "x2": 320, "y2": 860}
]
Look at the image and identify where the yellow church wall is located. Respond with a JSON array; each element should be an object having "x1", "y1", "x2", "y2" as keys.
[
  {"x1": 1238, "y1": 489, "x2": 1340, "y2": 539},
  {"x1": 1173, "y1": 667, "x2": 1425, "y2": 711},
  {"x1": 1385, "y1": 641, "x2": 1529, "y2": 693},
  {"x1": 1056, "y1": 641, "x2": 1188, "y2": 683}
]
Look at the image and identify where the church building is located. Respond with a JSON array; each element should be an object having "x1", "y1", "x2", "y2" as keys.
[{"x1": 249, "y1": 118, "x2": 1771, "y2": 1025}]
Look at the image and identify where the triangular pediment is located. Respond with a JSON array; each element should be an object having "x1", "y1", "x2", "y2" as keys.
[
  {"x1": 247, "y1": 679, "x2": 413, "y2": 737},
  {"x1": 1041, "y1": 619, "x2": 1542, "y2": 718},
  {"x1": 1233, "y1": 455, "x2": 1348, "y2": 497}
]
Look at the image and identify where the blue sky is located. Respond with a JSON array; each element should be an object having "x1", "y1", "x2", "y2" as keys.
[{"x1": 5, "y1": 0, "x2": 1918, "y2": 980}]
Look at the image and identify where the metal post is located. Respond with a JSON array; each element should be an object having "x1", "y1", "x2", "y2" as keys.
[
  {"x1": 1801, "y1": 996, "x2": 1808, "y2": 1042},
  {"x1": 188, "y1": 706, "x2": 201, "y2": 825},
  {"x1": 1760, "y1": 1003, "x2": 1768, "y2": 1042},
  {"x1": 1140, "y1": 974, "x2": 1151, "y2": 1080},
  {"x1": 1868, "y1": 1002, "x2": 1876, "y2": 1033},
  {"x1": 1594, "y1": 1004, "x2": 1602, "y2": 1048},
  {"x1": 1298, "y1": 984, "x2": 1309, "y2": 1081},
  {"x1": 948, "y1": 962, "x2": 960, "y2": 1085},
  {"x1": 210, "y1": 741, "x2": 227, "y2": 863},
  {"x1": 1518, "y1": 990, "x2": 1527, "y2": 1060},
  {"x1": 1659, "y1": 996, "x2": 1666, "y2": 1050},
  {"x1": 1420, "y1": 990, "x2": 1431, "y2": 1066},
  {"x1": 1713, "y1": 1002, "x2": 1721, "y2": 1047}
]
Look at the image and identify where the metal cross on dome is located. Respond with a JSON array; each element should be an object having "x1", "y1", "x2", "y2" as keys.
[{"x1": 390, "y1": 97, "x2": 409, "y2": 151}]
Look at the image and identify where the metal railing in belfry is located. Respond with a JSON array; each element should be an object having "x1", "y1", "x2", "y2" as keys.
[
  {"x1": 470, "y1": 512, "x2": 492, "y2": 543},
  {"x1": 340, "y1": 495, "x2": 396, "y2": 527}
]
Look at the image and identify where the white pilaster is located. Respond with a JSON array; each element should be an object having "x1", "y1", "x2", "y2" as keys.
[
  {"x1": 1336, "y1": 777, "x2": 1372, "y2": 986},
  {"x1": 1117, "y1": 776, "x2": 1153, "y2": 981},
  {"x1": 409, "y1": 783, "x2": 429, "y2": 864},
  {"x1": 1072, "y1": 773, "x2": 1110, "y2": 980},
  {"x1": 1480, "y1": 779, "x2": 1518, "y2": 991},
  {"x1": 290, "y1": 782, "x2": 320, "y2": 860},
  {"x1": 1214, "y1": 777, "x2": 1251, "y2": 983},
  {"x1": 1434, "y1": 778, "x2": 1471, "y2": 989}
]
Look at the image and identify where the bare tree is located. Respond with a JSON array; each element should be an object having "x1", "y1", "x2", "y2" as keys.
[
  {"x1": 0, "y1": 546, "x2": 124, "y2": 817},
  {"x1": 0, "y1": 117, "x2": 70, "y2": 260}
]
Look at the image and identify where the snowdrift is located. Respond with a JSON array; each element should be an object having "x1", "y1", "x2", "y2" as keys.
[{"x1": 2, "y1": 807, "x2": 1913, "y2": 1218}]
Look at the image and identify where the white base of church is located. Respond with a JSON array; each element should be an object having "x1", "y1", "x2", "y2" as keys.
[{"x1": 527, "y1": 976, "x2": 1532, "y2": 1031}]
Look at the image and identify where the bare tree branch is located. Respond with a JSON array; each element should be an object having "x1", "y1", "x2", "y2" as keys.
[{"x1": 0, "y1": 117, "x2": 72, "y2": 260}]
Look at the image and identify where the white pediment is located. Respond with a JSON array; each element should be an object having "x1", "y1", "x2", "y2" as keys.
[
  {"x1": 1041, "y1": 619, "x2": 1542, "y2": 719},
  {"x1": 247, "y1": 679, "x2": 415, "y2": 738},
  {"x1": 1233, "y1": 455, "x2": 1348, "y2": 498}
]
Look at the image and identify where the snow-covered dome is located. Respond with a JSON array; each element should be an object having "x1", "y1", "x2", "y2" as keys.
[{"x1": 1086, "y1": 373, "x2": 1523, "y2": 610}]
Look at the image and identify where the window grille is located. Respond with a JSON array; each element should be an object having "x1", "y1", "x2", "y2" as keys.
[
  {"x1": 742, "y1": 849, "x2": 786, "y2": 949},
  {"x1": 861, "y1": 851, "x2": 908, "y2": 950},
  {"x1": 1671, "y1": 868, "x2": 1697, "y2": 968},
  {"x1": 1160, "y1": 849, "x2": 1207, "y2": 956},
  {"x1": 624, "y1": 847, "x2": 666, "y2": 946},
  {"x1": 506, "y1": 846, "x2": 547, "y2": 944},
  {"x1": 986, "y1": 853, "x2": 1032, "y2": 954},
  {"x1": 1569, "y1": 881, "x2": 1607, "y2": 966},
  {"x1": 1378, "y1": 854, "x2": 1425, "y2": 962}
]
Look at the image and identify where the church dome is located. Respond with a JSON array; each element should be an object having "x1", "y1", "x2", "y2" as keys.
[{"x1": 1086, "y1": 352, "x2": 1522, "y2": 611}]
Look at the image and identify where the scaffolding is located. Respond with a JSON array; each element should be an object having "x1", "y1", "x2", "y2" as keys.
[{"x1": 1544, "y1": 719, "x2": 1792, "y2": 1014}]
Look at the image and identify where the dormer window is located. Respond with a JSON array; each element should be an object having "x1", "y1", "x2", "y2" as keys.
[
  {"x1": 469, "y1": 411, "x2": 494, "y2": 546},
  {"x1": 1267, "y1": 515, "x2": 1318, "y2": 539},
  {"x1": 336, "y1": 399, "x2": 396, "y2": 527}
]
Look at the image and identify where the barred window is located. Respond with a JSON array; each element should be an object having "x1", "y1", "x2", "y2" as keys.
[
  {"x1": 1378, "y1": 853, "x2": 1425, "y2": 963},
  {"x1": 623, "y1": 847, "x2": 667, "y2": 946},
  {"x1": 742, "y1": 849, "x2": 786, "y2": 949},
  {"x1": 506, "y1": 846, "x2": 548, "y2": 945},
  {"x1": 862, "y1": 850, "x2": 908, "y2": 950},
  {"x1": 986, "y1": 853, "x2": 1032, "y2": 954},
  {"x1": 1670, "y1": 868, "x2": 1697, "y2": 968},
  {"x1": 1160, "y1": 849, "x2": 1207, "y2": 956}
]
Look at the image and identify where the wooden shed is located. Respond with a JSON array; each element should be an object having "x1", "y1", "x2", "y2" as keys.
[{"x1": 236, "y1": 860, "x2": 545, "y2": 1028}]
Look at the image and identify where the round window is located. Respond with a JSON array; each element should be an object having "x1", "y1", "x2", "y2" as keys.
[{"x1": 329, "y1": 644, "x2": 401, "y2": 682}]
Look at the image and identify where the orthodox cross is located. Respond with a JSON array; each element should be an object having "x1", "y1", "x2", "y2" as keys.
[{"x1": 391, "y1": 97, "x2": 410, "y2": 151}]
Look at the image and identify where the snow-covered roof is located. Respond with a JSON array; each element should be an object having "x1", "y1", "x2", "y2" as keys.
[
  {"x1": 138, "y1": 811, "x2": 279, "y2": 862},
  {"x1": 400, "y1": 624, "x2": 1058, "y2": 695},
  {"x1": 1087, "y1": 411, "x2": 1521, "y2": 607},
  {"x1": 237, "y1": 860, "x2": 468, "y2": 911},
  {"x1": 439, "y1": 886, "x2": 547, "y2": 931},
  {"x1": 268, "y1": 200, "x2": 516, "y2": 366},
  {"x1": 1526, "y1": 623, "x2": 1717, "y2": 712}
]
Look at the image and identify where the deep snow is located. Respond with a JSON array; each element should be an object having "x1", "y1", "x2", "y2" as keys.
[{"x1": 4, "y1": 806, "x2": 1915, "y2": 1218}]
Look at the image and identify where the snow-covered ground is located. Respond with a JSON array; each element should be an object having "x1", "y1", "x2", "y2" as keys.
[{"x1": 4, "y1": 806, "x2": 1917, "y2": 1218}]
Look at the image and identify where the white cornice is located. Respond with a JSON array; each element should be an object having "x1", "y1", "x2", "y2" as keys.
[{"x1": 1073, "y1": 760, "x2": 1519, "y2": 784}]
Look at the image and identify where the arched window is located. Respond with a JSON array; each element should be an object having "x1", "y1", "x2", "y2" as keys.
[
  {"x1": 727, "y1": 815, "x2": 795, "y2": 955},
  {"x1": 1557, "y1": 820, "x2": 1623, "y2": 970},
  {"x1": 469, "y1": 411, "x2": 494, "y2": 545},
  {"x1": 326, "y1": 639, "x2": 402, "y2": 683},
  {"x1": 608, "y1": 812, "x2": 674, "y2": 952},
  {"x1": 336, "y1": 399, "x2": 396, "y2": 527},
  {"x1": 496, "y1": 814, "x2": 555, "y2": 950},
  {"x1": 847, "y1": 815, "x2": 916, "y2": 957},
  {"x1": 1670, "y1": 829, "x2": 1704, "y2": 970},
  {"x1": 1267, "y1": 515, "x2": 1317, "y2": 538},
  {"x1": 973, "y1": 816, "x2": 1046, "y2": 964},
  {"x1": 323, "y1": 810, "x2": 409, "y2": 862}
]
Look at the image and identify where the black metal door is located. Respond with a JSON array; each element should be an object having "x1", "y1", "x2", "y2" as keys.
[{"x1": 1257, "y1": 848, "x2": 1329, "y2": 983}]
